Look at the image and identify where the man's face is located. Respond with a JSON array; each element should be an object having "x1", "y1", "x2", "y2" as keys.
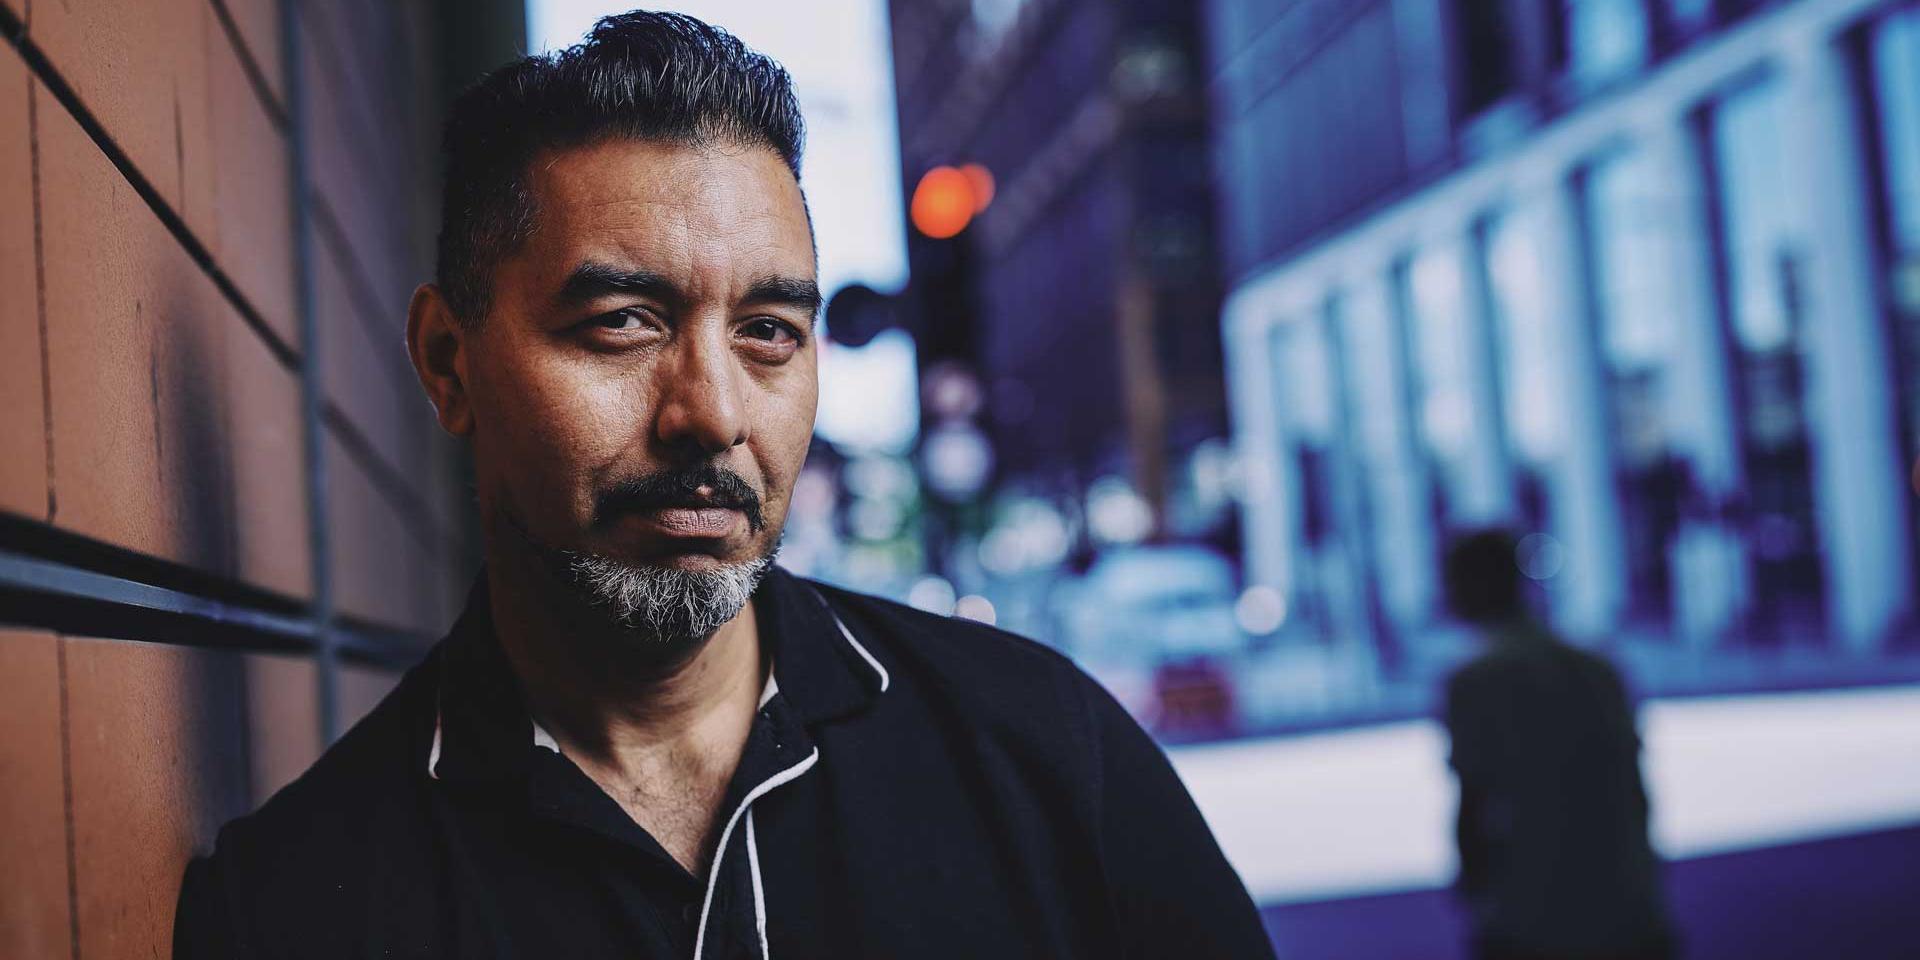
[{"x1": 459, "y1": 138, "x2": 819, "y2": 582}]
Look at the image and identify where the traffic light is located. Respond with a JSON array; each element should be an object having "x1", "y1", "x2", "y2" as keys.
[
  {"x1": 823, "y1": 283, "x2": 904, "y2": 349},
  {"x1": 904, "y1": 163, "x2": 993, "y2": 369}
]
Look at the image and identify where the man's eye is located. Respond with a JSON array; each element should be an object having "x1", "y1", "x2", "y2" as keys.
[
  {"x1": 590, "y1": 307, "x2": 653, "y2": 331},
  {"x1": 743, "y1": 318, "x2": 801, "y2": 343}
]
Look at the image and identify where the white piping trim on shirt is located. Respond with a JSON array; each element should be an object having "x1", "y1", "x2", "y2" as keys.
[
  {"x1": 423, "y1": 596, "x2": 878, "y2": 953},
  {"x1": 427, "y1": 721, "x2": 444, "y2": 779},
  {"x1": 746, "y1": 810, "x2": 769, "y2": 960},
  {"x1": 531, "y1": 719, "x2": 561, "y2": 754},
  {"x1": 822, "y1": 602, "x2": 890, "y2": 693},
  {"x1": 693, "y1": 746, "x2": 819, "y2": 960},
  {"x1": 428, "y1": 680, "x2": 445, "y2": 779}
]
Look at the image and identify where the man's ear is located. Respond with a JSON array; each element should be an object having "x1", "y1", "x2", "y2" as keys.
[{"x1": 406, "y1": 284, "x2": 475, "y2": 437}]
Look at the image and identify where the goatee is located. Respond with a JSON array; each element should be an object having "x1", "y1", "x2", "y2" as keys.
[
  {"x1": 557, "y1": 546, "x2": 774, "y2": 645},
  {"x1": 501, "y1": 505, "x2": 776, "y2": 649}
]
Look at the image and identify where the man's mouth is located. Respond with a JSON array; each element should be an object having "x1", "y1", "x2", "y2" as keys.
[
  {"x1": 634, "y1": 504, "x2": 744, "y2": 538},
  {"x1": 597, "y1": 465, "x2": 767, "y2": 535}
]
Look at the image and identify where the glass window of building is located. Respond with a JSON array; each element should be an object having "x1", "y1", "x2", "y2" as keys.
[
  {"x1": 1339, "y1": 284, "x2": 1429, "y2": 637},
  {"x1": 1872, "y1": 11, "x2": 1920, "y2": 252},
  {"x1": 1451, "y1": 0, "x2": 1519, "y2": 116},
  {"x1": 1664, "y1": 0, "x2": 1714, "y2": 34},
  {"x1": 1584, "y1": 144, "x2": 1694, "y2": 628},
  {"x1": 1268, "y1": 317, "x2": 1340, "y2": 641},
  {"x1": 1404, "y1": 242, "x2": 1490, "y2": 527},
  {"x1": 1343, "y1": 288, "x2": 1406, "y2": 466},
  {"x1": 1560, "y1": 0, "x2": 1649, "y2": 89},
  {"x1": 1484, "y1": 200, "x2": 1566, "y2": 537},
  {"x1": 1866, "y1": 7, "x2": 1920, "y2": 587},
  {"x1": 1269, "y1": 300, "x2": 1392, "y2": 667},
  {"x1": 1707, "y1": 78, "x2": 1827, "y2": 642},
  {"x1": 1339, "y1": 286, "x2": 1415, "y2": 532}
]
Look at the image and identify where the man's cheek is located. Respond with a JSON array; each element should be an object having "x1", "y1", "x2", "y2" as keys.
[{"x1": 521, "y1": 373, "x2": 631, "y2": 457}]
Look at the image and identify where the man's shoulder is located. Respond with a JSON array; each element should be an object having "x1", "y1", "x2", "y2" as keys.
[
  {"x1": 1446, "y1": 644, "x2": 1508, "y2": 690},
  {"x1": 205, "y1": 651, "x2": 440, "y2": 876},
  {"x1": 1445, "y1": 625, "x2": 1630, "y2": 711},
  {"x1": 178, "y1": 653, "x2": 447, "y2": 954},
  {"x1": 808, "y1": 577, "x2": 1086, "y2": 690},
  {"x1": 802, "y1": 577, "x2": 1135, "y2": 752}
]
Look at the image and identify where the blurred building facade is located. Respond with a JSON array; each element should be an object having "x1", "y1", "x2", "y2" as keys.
[
  {"x1": 0, "y1": 1, "x2": 513, "y2": 954},
  {"x1": 887, "y1": 0, "x2": 1228, "y2": 541},
  {"x1": 1217, "y1": 0, "x2": 1920, "y2": 690}
]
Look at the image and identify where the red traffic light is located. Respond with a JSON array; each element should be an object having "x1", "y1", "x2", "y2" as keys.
[{"x1": 911, "y1": 164, "x2": 993, "y2": 239}]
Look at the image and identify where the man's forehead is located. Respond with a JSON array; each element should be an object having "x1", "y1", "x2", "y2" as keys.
[
  {"x1": 530, "y1": 139, "x2": 805, "y2": 229},
  {"x1": 521, "y1": 137, "x2": 815, "y2": 285}
]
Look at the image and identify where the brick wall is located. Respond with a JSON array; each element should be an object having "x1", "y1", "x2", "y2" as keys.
[{"x1": 0, "y1": 1, "x2": 517, "y2": 955}]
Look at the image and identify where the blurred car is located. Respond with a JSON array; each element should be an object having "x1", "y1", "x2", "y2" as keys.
[{"x1": 1053, "y1": 544, "x2": 1248, "y2": 736}]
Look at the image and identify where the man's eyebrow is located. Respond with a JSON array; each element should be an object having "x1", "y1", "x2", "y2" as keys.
[
  {"x1": 743, "y1": 275, "x2": 823, "y2": 318},
  {"x1": 557, "y1": 262, "x2": 680, "y2": 306}
]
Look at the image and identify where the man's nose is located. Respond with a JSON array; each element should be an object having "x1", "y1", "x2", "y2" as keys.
[{"x1": 654, "y1": 330, "x2": 750, "y2": 455}]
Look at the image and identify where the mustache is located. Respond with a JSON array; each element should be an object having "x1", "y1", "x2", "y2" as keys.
[{"x1": 595, "y1": 463, "x2": 766, "y2": 533}]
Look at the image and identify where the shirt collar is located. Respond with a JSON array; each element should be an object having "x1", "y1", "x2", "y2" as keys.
[
  {"x1": 751, "y1": 565, "x2": 888, "y2": 726},
  {"x1": 526, "y1": 672, "x2": 779, "y2": 758},
  {"x1": 428, "y1": 565, "x2": 886, "y2": 784}
]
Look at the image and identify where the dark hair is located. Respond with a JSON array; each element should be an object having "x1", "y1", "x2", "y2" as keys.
[
  {"x1": 435, "y1": 11, "x2": 806, "y2": 324},
  {"x1": 1442, "y1": 528, "x2": 1524, "y2": 624}
]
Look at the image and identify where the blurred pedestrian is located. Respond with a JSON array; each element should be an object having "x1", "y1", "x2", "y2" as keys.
[{"x1": 1441, "y1": 530, "x2": 1675, "y2": 960}]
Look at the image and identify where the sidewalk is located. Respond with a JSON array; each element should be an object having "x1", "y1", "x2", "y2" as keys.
[{"x1": 1169, "y1": 682, "x2": 1920, "y2": 905}]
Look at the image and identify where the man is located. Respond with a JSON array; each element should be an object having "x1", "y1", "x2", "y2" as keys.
[
  {"x1": 1440, "y1": 530, "x2": 1674, "y2": 960},
  {"x1": 174, "y1": 12, "x2": 1272, "y2": 959}
]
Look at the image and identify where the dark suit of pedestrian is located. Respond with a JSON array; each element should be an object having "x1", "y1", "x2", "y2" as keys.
[{"x1": 1444, "y1": 620, "x2": 1673, "y2": 960}]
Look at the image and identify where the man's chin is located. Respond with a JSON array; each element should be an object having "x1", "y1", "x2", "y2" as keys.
[
  {"x1": 562, "y1": 548, "x2": 776, "y2": 646},
  {"x1": 498, "y1": 504, "x2": 780, "y2": 641}
]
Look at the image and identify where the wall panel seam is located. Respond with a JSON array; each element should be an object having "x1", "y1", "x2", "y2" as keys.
[
  {"x1": 309, "y1": 194, "x2": 417, "y2": 389},
  {"x1": 55, "y1": 636, "x2": 79, "y2": 960},
  {"x1": 27, "y1": 55, "x2": 54, "y2": 524},
  {"x1": 302, "y1": 0, "x2": 409, "y2": 211},
  {"x1": 0, "y1": 25, "x2": 303, "y2": 371},
  {"x1": 208, "y1": 0, "x2": 288, "y2": 130},
  {"x1": 283, "y1": 0, "x2": 339, "y2": 740},
  {"x1": 321, "y1": 409, "x2": 458, "y2": 554}
]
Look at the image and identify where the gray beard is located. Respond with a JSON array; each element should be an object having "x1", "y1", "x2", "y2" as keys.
[
  {"x1": 562, "y1": 550, "x2": 772, "y2": 644},
  {"x1": 499, "y1": 506, "x2": 776, "y2": 648}
]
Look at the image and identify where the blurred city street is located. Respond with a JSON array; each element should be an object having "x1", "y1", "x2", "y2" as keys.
[
  {"x1": 1175, "y1": 683, "x2": 1920, "y2": 901},
  {"x1": 1178, "y1": 683, "x2": 1920, "y2": 956}
]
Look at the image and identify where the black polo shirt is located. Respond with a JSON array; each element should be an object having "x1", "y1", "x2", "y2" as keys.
[{"x1": 174, "y1": 567, "x2": 1275, "y2": 959}]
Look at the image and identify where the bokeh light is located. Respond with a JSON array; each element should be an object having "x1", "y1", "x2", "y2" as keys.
[{"x1": 910, "y1": 165, "x2": 978, "y2": 239}]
